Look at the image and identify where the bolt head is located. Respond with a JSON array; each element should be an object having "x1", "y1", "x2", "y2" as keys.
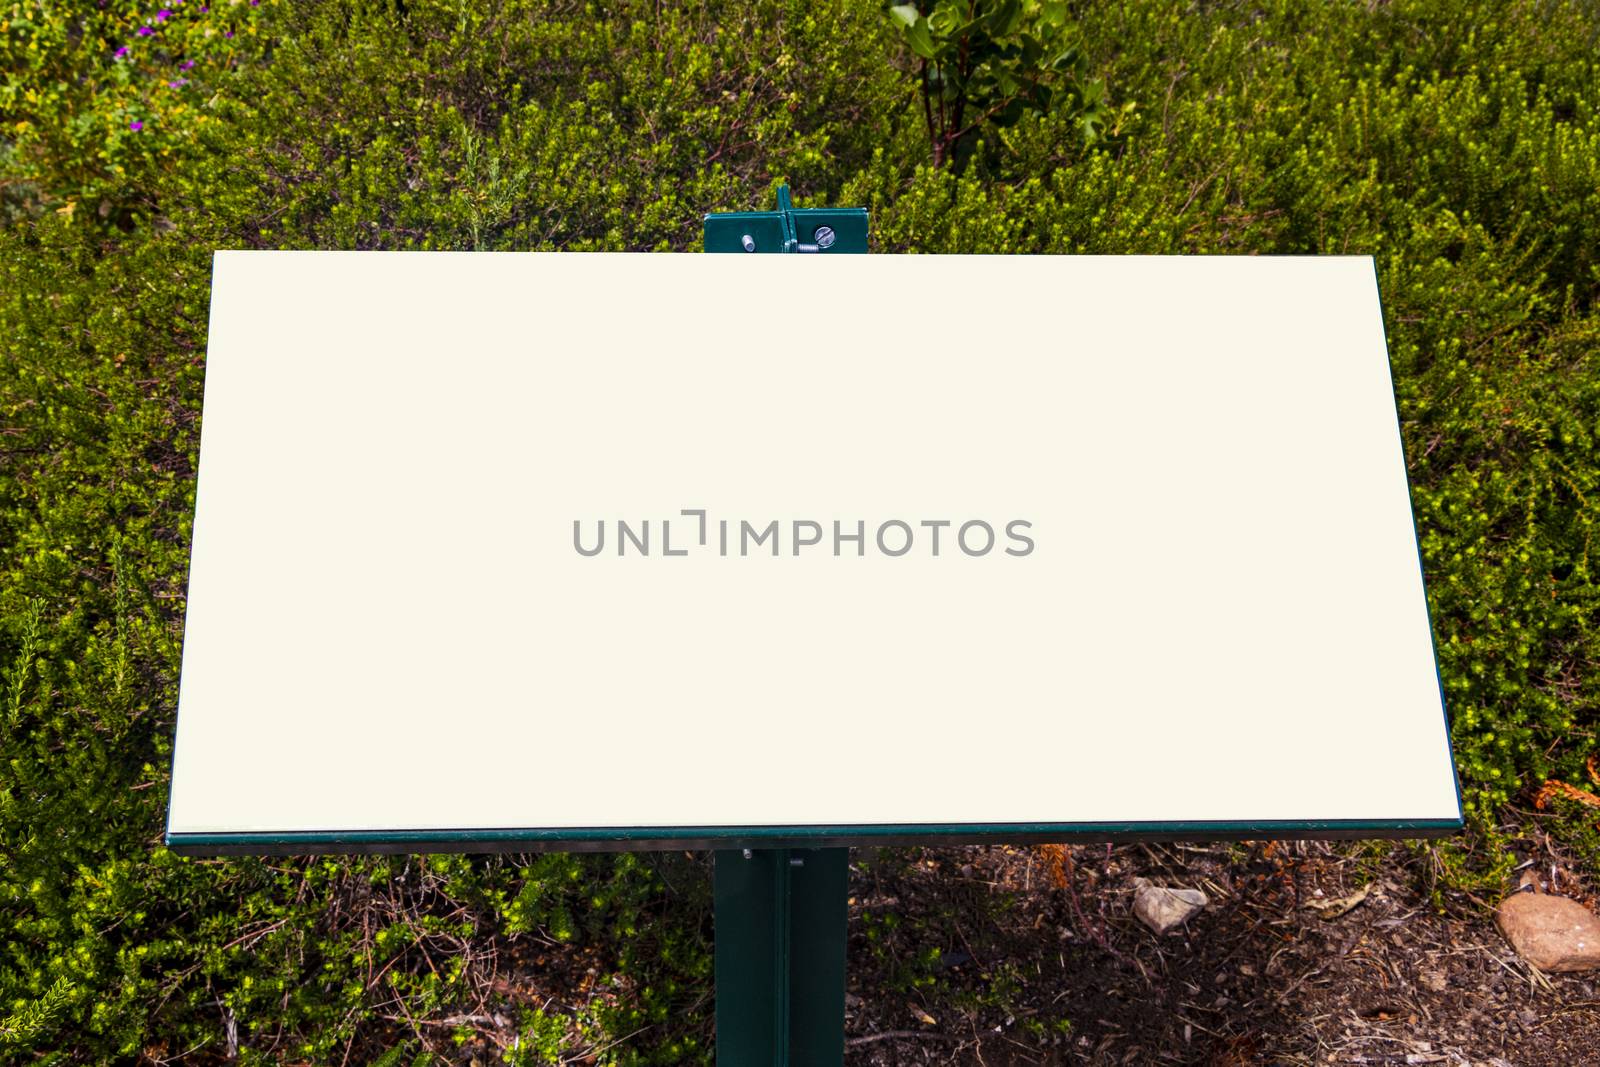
[{"x1": 813, "y1": 225, "x2": 836, "y2": 249}]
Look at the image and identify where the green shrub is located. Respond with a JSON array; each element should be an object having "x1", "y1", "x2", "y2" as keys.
[
  {"x1": 0, "y1": 0, "x2": 277, "y2": 226},
  {"x1": 884, "y1": 0, "x2": 1121, "y2": 170},
  {"x1": 2, "y1": 0, "x2": 1598, "y2": 1060}
]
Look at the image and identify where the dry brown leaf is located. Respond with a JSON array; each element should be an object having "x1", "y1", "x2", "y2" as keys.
[
  {"x1": 1305, "y1": 884, "x2": 1370, "y2": 919},
  {"x1": 1036, "y1": 843, "x2": 1070, "y2": 890},
  {"x1": 1533, "y1": 779, "x2": 1600, "y2": 810}
]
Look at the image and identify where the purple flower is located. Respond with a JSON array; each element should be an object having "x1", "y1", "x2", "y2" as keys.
[
  {"x1": 180, "y1": 60, "x2": 195, "y2": 70},
  {"x1": 115, "y1": 45, "x2": 130, "y2": 58},
  {"x1": 224, "y1": 30, "x2": 233, "y2": 37},
  {"x1": 129, "y1": 120, "x2": 144, "y2": 131},
  {"x1": 136, "y1": 25, "x2": 153, "y2": 35},
  {"x1": 167, "y1": 78, "x2": 188, "y2": 88},
  {"x1": 156, "y1": 9, "x2": 171, "y2": 20}
]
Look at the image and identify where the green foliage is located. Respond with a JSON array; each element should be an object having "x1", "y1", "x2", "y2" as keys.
[
  {"x1": 1541, "y1": 797, "x2": 1600, "y2": 876},
  {"x1": 189, "y1": 0, "x2": 905, "y2": 253},
  {"x1": 885, "y1": 0, "x2": 1122, "y2": 169},
  {"x1": 0, "y1": 975, "x2": 74, "y2": 1049},
  {"x1": 0, "y1": 0, "x2": 276, "y2": 225},
  {"x1": 2, "y1": 0, "x2": 1599, "y2": 1060}
]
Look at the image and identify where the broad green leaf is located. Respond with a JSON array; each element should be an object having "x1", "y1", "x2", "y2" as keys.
[
  {"x1": 889, "y1": 4, "x2": 921, "y2": 30},
  {"x1": 987, "y1": 0, "x2": 1023, "y2": 37},
  {"x1": 904, "y1": 18, "x2": 938, "y2": 60},
  {"x1": 993, "y1": 97, "x2": 1027, "y2": 127}
]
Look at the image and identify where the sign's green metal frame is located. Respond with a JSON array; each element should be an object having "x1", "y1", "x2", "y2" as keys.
[{"x1": 163, "y1": 818, "x2": 1462, "y2": 856}]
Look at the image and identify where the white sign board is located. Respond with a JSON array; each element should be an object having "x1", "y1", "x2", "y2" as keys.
[{"x1": 167, "y1": 252, "x2": 1460, "y2": 852}]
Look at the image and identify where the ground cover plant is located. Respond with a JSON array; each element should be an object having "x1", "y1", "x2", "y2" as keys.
[{"x1": 2, "y1": 0, "x2": 1598, "y2": 1060}]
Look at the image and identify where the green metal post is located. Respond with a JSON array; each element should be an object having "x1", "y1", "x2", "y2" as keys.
[
  {"x1": 714, "y1": 848, "x2": 849, "y2": 1066},
  {"x1": 703, "y1": 185, "x2": 864, "y2": 1063}
]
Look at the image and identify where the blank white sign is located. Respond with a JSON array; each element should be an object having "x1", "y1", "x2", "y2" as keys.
[{"x1": 166, "y1": 252, "x2": 1460, "y2": 849}]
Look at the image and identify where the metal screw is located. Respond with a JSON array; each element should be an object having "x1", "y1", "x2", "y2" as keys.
[
  {"x1": 740, "y1": 234, "x2": 756, "y2": 252},
  {"x1": 813, "y1": 225, "x2": 836, "y2": 249},
  {"x1": 789, "y1": 856, "x2": 805, "y2": 868},
  {"x1": 742, "y1": 848, "x2": 753, "y2": 859}
]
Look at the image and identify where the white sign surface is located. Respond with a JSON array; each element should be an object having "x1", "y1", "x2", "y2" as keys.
[{"x1": 167, "y1": 252, "x2": 1460, "y2": 848}]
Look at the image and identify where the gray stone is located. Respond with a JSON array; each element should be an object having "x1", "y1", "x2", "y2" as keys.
[
  {"x1": 1495, "y1": 890, "x2": 1600, "y2": 972},
  {"x1": 1132, "y1": 878, "x2": 1207, "y2": 935}
]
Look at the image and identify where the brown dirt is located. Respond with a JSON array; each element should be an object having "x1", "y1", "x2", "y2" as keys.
[{"x1": 843, "y1": 833, "x2": 1600, "y2": 1066}]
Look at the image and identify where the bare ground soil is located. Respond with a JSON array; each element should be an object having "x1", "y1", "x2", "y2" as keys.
[
  {"x1": 844, "y1": 825, "x2": 1600, "y2": 1066},
  {"x1": 368, "y1": 816, "x2": 1599, "y2": 1065}
]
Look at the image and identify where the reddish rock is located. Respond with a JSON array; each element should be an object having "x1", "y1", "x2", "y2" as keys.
[{"x1": 1495, "y1": 890, "x2": 1600, "y2": 972}]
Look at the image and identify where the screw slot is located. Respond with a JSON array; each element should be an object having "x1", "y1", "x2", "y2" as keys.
[{"x1": 813, "y1": 226, "x2": 836, "y2": 249}]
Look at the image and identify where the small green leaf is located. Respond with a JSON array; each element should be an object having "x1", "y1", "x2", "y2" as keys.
[
  {"x1": 928, "y1": 5, "x2": 959, "y2": 35},
  {"x1": 1051, "y1": 46, "x2": 1082, "y2": 72}
]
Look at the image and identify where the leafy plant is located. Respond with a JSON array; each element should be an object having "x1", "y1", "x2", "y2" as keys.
[
  {"x1": 2, "y1": 0, "x2": 1599, "y2": 1060},
  {"x1": 886, "y1": 0, "x2": 1116, "y2": 169}
]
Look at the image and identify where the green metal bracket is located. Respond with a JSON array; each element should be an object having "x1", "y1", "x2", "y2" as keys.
[
  {"x1": 715, "y1": 848, "x2": 849, "y2": 1066},
  {"x1": 703, "y1": 184, "x2": 869, "y2": 254}
]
